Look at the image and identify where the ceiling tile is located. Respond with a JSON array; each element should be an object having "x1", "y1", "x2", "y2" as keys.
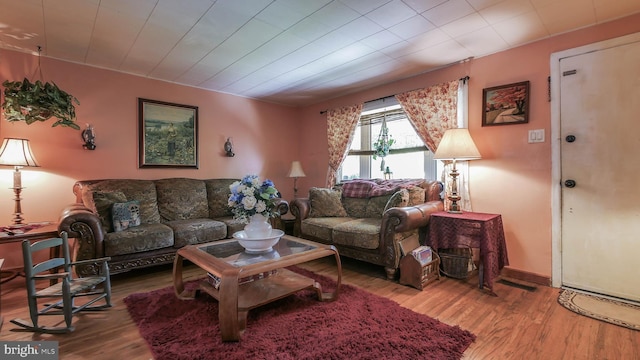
[
  {"x1": 455, "y1": 26, "x2": 509, "y2": 56},
  {"x1": 42, "y1": 0, "x2": 99, "y2": 61},
  {"x1": 366, "y1": 0, "x2": 418, "y2": 28},
  {"x1": 440, "y1": 12, "x2": 490, "y2": 38},
  {"x1": 479, "y1": 0, "x2": 534, "y2": 24},
  {"x1": 359, "y1": 30, "x2": 404, "y2": 50},
  {"x1": 339, "y1": 0, "x2": 392, "y2": 15},
  {"x1": 402, "y1": 0, "x2": 449, "y2": 13},
  {"x1": 255, "y1": 0, "x2": 331, "y2": 30},
  {"x1": 388, "y1": 15, "x2": 436, "y2": 40},
  {"x1": 534, "y1": 0, "x2": 597, "y2": 34},
  {"x1": 593, "y1": 0, "x2": 640, "y2": 22},
  {"x1": 0, "y1": 0, "x2": 45, "y2": 54},
  {"x1": 492, "y1": 11, "x2": 549, "y2": 46},
  {"x1": 422, "y1": 0, "x2": 476, "y2": 26}
]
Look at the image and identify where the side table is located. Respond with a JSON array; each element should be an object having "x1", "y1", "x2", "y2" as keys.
[
  {"x1": 427, "y1": 211, "x2": 509, "y2": 294},
  {"x1": 0, "y1": 258, "x2": 4, "y2": 330},
  {"x1": 0, "y1": 222, "x2": 59, "y2": 284}
]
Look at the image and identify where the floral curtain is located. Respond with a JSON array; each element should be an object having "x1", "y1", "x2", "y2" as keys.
[
  {"x1": 326, "y1": 103, "x2": 363, "y2": 187},
  {"x1": 396, "y1": 79, "x2": 475, "y2": 211},
  {"x1": 395, "y1": 80, "x2": 459, "y2": 153}
]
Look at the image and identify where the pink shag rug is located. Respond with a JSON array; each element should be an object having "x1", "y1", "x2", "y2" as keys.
[{"x1": 124, "y1": 267, "x2": 475, "y2": 360}]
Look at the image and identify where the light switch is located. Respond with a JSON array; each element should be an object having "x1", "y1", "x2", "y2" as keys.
[{"x1": 528, "y1": 129, "x2": 545, "y2": 143}]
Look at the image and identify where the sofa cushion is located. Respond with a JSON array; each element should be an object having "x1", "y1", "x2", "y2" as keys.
[
  {"x1": 309, "y1": 188, "x2": 348, "y2": 217},
  {"x1": 156, "y1": 178, "x2": 209, "y2": 221},
  {"x1": 83, "y1": 179, "x2": 161, "y2": 225},
  {"x1": 104, "y1": 223, "x2": 174, "y2": 257},
  {"x1": 341, "y1": 197, "x2": 368, "y2": 218},
  {"x1": 112, "y1": 200, "x2": 141, "y2": 232},
  {"x1": 214, "y1": 216, "x2": 244, "y2": 238},
  {"x1": 383, "y1": 189, "x2": 410, "y2": 213},
  {"x1": 205, "y1": 179, "x2": 238, "y2": 218},
  {"x1": 92, "y1": 190, "x2": 127, "y2": 233},
  {"x1": 332, "y1": 218, "x2": 381, "y2": 250},
  {"x1": 301, "y1": 217, "x2": 353, "y2": 243},
  {"x1": 365, "y1": 193, "x2": 394, "y2": 218},
  {"x1": 407, "y1": 186, "x2": 426, "y2": 206},
  {"x1": 166, "y1": 219, "x2": 227, "y2": 248}
]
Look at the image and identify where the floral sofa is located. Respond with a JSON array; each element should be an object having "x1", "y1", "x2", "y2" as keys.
[
  {"x1": 290, "y1": 179, "x2": 443, "y2": 280},
  {"x1": 58, "y1": 178, "x2": 288, "y2": 276}
]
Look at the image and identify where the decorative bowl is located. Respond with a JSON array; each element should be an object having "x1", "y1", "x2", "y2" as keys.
[{"x1": 232, "y1": 229, "x2": 284, "y2": 253}]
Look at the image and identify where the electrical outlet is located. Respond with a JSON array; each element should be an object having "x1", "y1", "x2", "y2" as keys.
[{"x1": 528, "y1": 129, "x2": 545, "y2": 143}]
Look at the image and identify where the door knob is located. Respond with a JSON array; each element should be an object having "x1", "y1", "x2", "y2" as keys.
[
  {"x1": 565, "y1": 135, "x2": 576, "y2": 142},
  {"x1": 564, "y1": 179, "x2": 576, "y2": 188}
]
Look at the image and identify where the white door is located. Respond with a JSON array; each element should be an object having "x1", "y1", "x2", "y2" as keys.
[{"x1": 560, "y1": 39, "x2": 640, "y2": 302}]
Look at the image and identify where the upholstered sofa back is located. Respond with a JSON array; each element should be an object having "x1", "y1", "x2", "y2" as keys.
[{"x1": 73, "y1": 178, "x2": 238, "y2": 233}]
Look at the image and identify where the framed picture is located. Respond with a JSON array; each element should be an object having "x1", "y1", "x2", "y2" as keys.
[
  {"x1": 138, "y1": 98, "x2": 198, "y2": 168},
  {"x1": 482, "y1": 81, "x2": 530, "y2": 126}
]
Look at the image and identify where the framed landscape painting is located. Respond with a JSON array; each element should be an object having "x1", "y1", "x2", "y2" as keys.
[
  {"x1": 138, "y1": 98, "x2": 198, "y2": 168},
  {"x1": 482, "y1": 81, "x2": 530, "y2": 126}
]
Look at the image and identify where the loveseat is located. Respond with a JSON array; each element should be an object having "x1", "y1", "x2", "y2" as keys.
[
  {"x1": 58, "y1": 178, "x2": 288, "y2": 276},
  {"x1": 290, "y1": 179, "x2": 443, "y2": 280}
]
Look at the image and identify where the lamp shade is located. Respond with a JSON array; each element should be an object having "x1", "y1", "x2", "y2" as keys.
[
  {"x1": 433, "y1": 129, "x2": 481, "y2": 161},
  {"x1": 0, "y1": 138, "x2": 40, "y2": 167},
  {"x1": 287, "y1": 161, "x2": 306, "y2": 178}
]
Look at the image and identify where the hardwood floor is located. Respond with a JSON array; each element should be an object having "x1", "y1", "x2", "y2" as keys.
[{"x1": 1, "y1": 258, "x2": 638, "y2": 360}]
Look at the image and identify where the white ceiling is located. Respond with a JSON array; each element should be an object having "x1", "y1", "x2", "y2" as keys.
[{"x1": 1, "y1": 0, "x2": 639, "y2": 106}]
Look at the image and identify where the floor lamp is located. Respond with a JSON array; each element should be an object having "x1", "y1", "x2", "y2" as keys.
[
  {"x1": 433, "y1": 129, "x2": 481, "y2": 213},
  {"x1": 0, "y1": 138, "x2": 40, "y2": 225},
  {"x1": 287, "y1": 161, "x2": 306, "y2": 198}
]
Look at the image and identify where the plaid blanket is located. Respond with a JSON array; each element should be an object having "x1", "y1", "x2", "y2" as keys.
[{"x1": 342, "y1": 179, "x2": 425, "y2": 198}]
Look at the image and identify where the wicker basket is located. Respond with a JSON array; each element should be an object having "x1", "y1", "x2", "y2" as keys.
[{"x1": 438, "y1": 248, "x2": 473, "y2": 279}]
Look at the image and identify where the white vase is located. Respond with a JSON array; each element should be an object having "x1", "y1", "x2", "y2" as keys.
[{"x1": 244, "y1": 214, "x2": 272, "y2": 238}]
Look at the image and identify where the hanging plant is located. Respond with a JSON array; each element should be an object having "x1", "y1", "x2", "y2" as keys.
[
  {"x1": 2, "y1": 78, "x2": 80, "y2": 129},
  {"x1": 372, "y1": 116, "x2": 394, "y2": 160},
  {"x1": 372, "y1": 115, "x2": 395, "y2": 171}
]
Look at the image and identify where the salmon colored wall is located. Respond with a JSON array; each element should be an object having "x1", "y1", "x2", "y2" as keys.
[
  {"x1": 0, "y1": 50, "x2": 301, "y2": 268},
  {"x1": 296, "y1": 13, "x2": 640, "y2": 278}
]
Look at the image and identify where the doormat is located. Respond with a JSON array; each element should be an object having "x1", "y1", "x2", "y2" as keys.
[
  {"x1": 558, "y1": 289, "x2": 640, "y2": 331},
  {"x1": 124, "y1": 266, "x2": 476, "y2": 360}
]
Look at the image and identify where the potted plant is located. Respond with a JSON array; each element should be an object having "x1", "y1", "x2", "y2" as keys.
[
  {"x1": 2, "y1": 78, "x2": 80, "y2": 129},
  {"x1": 372, "y1": 117, "x2": 394, "y2": 171}
]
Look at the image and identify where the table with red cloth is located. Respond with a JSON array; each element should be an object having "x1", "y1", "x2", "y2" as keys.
[{"x1": 427, "y1": 211, "x2": 509, "y2": 294}]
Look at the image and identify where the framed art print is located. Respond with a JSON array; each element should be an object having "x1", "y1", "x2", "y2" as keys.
[
  {"x1": 482, "y1": 81, "x2": 530, "y2": 126},
  {"x1": 138, "y1": 98, "x2": 198, "y2": 168}
]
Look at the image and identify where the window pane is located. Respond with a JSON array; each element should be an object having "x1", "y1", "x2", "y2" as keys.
[
  {"x1": 341, "y1": 155, "x2": 360, "y2": 181},
  {"x1": 372, "y1": 152, "x2": 428, "y2": 179},
  {"x1": 386, "y1": 119, "x2": 423, "y2": 148},
  {"x1": 350, "y1": 125, "x2": 362, "y2": 151}
]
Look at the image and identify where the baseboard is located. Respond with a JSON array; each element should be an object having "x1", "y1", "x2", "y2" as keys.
[{"x1": 502, "y1": 267, "x2": 551, "y2": 287}]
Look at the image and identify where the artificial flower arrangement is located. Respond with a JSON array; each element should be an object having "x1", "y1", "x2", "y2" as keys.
[{"x1": 228, "y1": 175, "x2": 280, "y2": 222}]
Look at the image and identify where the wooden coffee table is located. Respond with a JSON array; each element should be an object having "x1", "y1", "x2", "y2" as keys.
[{"x1": 173, "y1": 235, "x2": 342, "y2": 341}]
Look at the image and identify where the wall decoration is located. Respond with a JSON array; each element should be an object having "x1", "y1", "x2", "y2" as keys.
[
  {"x1": 482, "y1": 81, "x2": 530, "y2": 126},
  {"x1": 138, "y1": 98, "x2": 198, "y2": 168}
]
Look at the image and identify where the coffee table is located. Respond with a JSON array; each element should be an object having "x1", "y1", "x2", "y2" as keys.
[{"x1": 173, "y1": 234, "x2": 342, "y2": 341}]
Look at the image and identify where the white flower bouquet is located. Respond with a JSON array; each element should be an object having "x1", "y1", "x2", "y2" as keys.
[{"x1": 228, "y1": 175, "x2": 280, "y2": 222}]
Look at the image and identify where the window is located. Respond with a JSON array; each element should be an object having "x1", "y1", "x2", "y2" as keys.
[{"x1": 339, "y1": 101, "x2": 438, "y2": 181}]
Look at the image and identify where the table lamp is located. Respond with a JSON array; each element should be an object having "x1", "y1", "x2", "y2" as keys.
[
  {"x1": 0, "y1": 138, "x2": 40, "y2": 224},
  {"x1": 287, "y1": 161, "x2": 306, "y2": 198},
  {"x1": 433, "y1": 129, "x2": 481, "y2": 213}
]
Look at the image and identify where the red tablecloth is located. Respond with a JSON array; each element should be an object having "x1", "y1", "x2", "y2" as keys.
[{"x1": 427, "y1": 211, "x2": 509, "y2": 292}]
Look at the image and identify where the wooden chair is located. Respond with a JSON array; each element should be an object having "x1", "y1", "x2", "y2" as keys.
[{"x1": 10, "y1": 231, "x2": 112, "y2": 333}]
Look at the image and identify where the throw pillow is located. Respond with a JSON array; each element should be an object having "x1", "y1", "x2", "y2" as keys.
[
  {"x1": 383, "y1": 189, "x2": 410, "y2": 213},
  {"x1": 92, "y1": 191, "x2": 128, "y2": 232},
  {"x1": 112, "y1": 200, "x2": 141, "y2": 232},
  {"x1": 308, "y1": 188, "x2": 348, "y2": 218}
]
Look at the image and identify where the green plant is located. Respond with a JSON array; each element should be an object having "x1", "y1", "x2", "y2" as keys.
[
  {"x1": 2, "y1": 78, "x2": 80, "y2": 129},
  {"x1": 372, "y1": 128, "x2": 394, "y2": 160}
]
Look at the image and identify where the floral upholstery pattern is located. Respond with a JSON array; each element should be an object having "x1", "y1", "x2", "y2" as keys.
[
  {"x1": 92, "y1": 190, "x2": 127, "y2": 233},
  {"x1": 205, "y1": 179, "x2": 237, "y2": 218},
  {"x1": 166, "y1": 219, "x2": 227, "y2": 248},
  {"x1": 308, "y1": 188, "x2": 348, "y2": 218},
  {"x1": 155, "y1": 178, "x2": 209, "y2": 221},
  {"x1": 104, "y1": 223, "x2": 174, "y2": 257},
  {"x1": 383, "y1": 189, "x2": 410, "y2": 213},
  {"x1": 83, "y1": 179, "x2": 161, "y2": 224},
  {"x1": 300, "y1": 217, "x2": 353, "y2": 244},
  {"x1": 341, "y1": 197, "x2": 368, "y2": 218},
  {"x1": 332, "y1": 218, "x2": 381, "y2": 250}
]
